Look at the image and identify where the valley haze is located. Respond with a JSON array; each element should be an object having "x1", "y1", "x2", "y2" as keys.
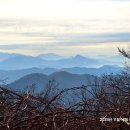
[{"x1": 0, "y1": 52, "x2": 124, "y2": 91}]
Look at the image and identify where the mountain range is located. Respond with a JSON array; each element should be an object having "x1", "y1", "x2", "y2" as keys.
[
  {"x1": 0, "y1": 52, "x2": 124, "y2": 91},
  {"x1": 0, "y1": 65, "x2": 123, "y2": 84},
  {"x1": 39, "y1": 53, "x2": 64, "y2": 60},
  {"x1": 8, "y1": 71, "x2": 98, "y2": 92},
  {"x1": 0, "y1": 52, "x2": 124, "y2": 70}
]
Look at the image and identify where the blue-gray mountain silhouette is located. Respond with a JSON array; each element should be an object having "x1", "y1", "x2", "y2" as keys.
[
  {"x1": 0, "y1": 53, "x2": 123, "y2": 70},
  {"x1": 8, "y1": 71, "x2": 97, "y2": 92},
  {"x1": 0, "y1": 65, "x2": 122, "y2": 84}
]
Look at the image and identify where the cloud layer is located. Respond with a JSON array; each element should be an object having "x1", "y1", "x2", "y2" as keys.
[{"x1": 0, "y1": 0, "x2": 130, "y2": 56}]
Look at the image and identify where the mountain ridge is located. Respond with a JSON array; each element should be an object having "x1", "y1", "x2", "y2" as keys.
[
  {"x1": 0, "y1": 65, "x2": 123, "y2": 84},
  {"x1": 8, "y1": 71, "x2": 97, "y2": 92},
  {"x1": 0, "y1": 53, "x2": 123, "y2": 70}
]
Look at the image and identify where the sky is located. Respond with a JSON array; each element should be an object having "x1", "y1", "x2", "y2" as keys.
[{"x1": 0, "y1": 0, "x2": 130, "y2": 57}]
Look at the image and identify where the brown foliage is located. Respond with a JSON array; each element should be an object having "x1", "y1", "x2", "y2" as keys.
[{"x1": 0, "y1": 75, "x2": 130, "y2": 130}]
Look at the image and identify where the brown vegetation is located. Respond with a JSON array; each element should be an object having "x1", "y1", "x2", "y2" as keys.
[{"x1": 0, "y1": 74, "x2": 130, "y2": 130}]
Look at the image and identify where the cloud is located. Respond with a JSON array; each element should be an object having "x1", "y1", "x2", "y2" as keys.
[
  {"x1": 0, "y1": 17, "x2": 130, "y2": 44},
  {"x1": 0, "y1": 1, "x2": 130, "y2": 56},
  {"x1": 0, "y1": 42, "x2": 129, "y2": 57},
  {"x1": 0, "y1": 17, "x2": 130, "y2": 57}
]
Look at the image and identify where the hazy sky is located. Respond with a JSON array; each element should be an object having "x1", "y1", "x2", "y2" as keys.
[{"x1": 0, "y1": 0, "x2": 130, "y2": 56}]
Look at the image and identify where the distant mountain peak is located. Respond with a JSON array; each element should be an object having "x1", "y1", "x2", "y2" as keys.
[
  {"x1": 74, "y1": 55, "x2": 86, "y2": 59},
  {"x1": 39, "y1": 53, "x2": 60, "y2": 56},
  {"x1": 38, "y1": 53, "x2": 64, "y2": 61}
]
